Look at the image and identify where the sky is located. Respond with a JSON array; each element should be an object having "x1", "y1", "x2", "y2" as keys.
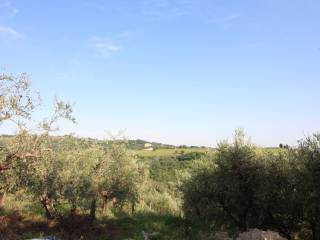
[{"x1": 0, "y1": 0, "x2": 319, "y2": 147}]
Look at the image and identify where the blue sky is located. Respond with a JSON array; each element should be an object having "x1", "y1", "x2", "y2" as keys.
[{"x1": 0, "y1": 0, "x2": 319, "y2": 146}]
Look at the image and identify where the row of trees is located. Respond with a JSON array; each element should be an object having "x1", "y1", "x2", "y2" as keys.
[
  {"x1": 0, "y1": 72, "x2": 144, "y2": 221},
  {"x1": 182, "y1": 130, "x2": 320, "y2": 240}
]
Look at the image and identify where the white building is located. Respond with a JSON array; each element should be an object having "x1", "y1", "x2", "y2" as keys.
[{"x1": 144, "y1": 143, "x2": 153, "y2": 151}]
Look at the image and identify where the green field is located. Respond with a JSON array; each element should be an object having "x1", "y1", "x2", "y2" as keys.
[{"x1": 134, "y1": 147, "x2": 211, "y2": 158}]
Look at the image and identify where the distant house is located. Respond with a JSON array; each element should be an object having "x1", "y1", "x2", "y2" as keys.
[{"x1": 144, "y1": 143, "x2": 153, "y2": 151}]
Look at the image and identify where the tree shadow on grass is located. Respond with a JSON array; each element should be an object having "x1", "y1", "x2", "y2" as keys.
[
  {"x1": 1, "y1": 209, "x2": 199, "y2": 240},
  {"x1": 97, "y1": 212, "x2": 188, "y2": 240}
]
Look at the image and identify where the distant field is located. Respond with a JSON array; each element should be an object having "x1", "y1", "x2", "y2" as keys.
[
  {"x1": 134, "y1": 147, "x2": 211, "y2": 158},
  {"x1": 134, "y1": 147, "x2": 282, "y2": 158}
]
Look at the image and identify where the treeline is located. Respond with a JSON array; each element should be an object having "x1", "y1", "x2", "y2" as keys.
[{"x1": 182, "y1": 130, "x2": 320, "y2": 240}]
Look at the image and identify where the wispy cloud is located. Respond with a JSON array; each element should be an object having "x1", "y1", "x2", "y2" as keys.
[
  {"x1": 0, "y1": 0, "x2": 19, "y2": 18},
  {"x1": 141, "y1": 0, "x2": 200, "y2": 20},
  {"x1": 0, "y1": 26, "x2": 23, "y2": 39},
  {"x1": 83, "y1": 1, "x2": 105, "y2": 11},
  {"x1": 206, "y1": 13, "x2": 242, "y2": 27},
  {"x1": 89, "y1": 36, "x2": 121, "y2": 57},
  {"x1": 140, "y1": 0, "x2": 242, "y2": 27}
]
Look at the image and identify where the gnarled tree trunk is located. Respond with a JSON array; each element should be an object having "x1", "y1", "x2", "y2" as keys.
[
  {"x1": 89, "y1": 198, "x2": 97, "y2": 224},
  {"x1": 0, "y1": 191, "x2": 7, "y2": 208},
  {"x1": 40, "y1": 196, "x2": 55, "y2": 219},
  {"x1": 102, "y1": 196, "x2": 108, "y2": 216},
  {"x1": 131, "y1": 200, "x2": 135, "y2": 214}
]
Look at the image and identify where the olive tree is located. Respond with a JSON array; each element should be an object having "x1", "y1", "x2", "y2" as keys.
[
  {"x1": 60, "y1": 142, "x2": 103, "y2": 215},
  {"x1": 257, "y1": 150, "x2": 303, "y2": 240},
  {"x1": 14, "y1": 99, "x2": 76, "y2": 218},
  {"x1": 88, "y1": 140, "x2": 142, "y2": 221},
  {"x1": 0, "y1": 72, "x2": 38, "y2": 207},
  {"x1": 0, "y1": 70, "x2": 76, "y2": 213},
  {"x1": 182, "y1": 129, "x2": 262, "y2": 232},
  {"x1": 294, "y1": 134, "x2": 320, "y2": 240}
]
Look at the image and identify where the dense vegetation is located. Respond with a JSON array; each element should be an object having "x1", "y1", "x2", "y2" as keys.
[
  {"x1": 182, "y1": 131, "x2": 320, "y2": 240},
  {"x1": 1, "y1": 72, "x2": 320, "y2": 240}
]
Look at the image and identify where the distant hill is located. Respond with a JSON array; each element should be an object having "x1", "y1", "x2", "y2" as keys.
[{"x1": 0, "y1": 134, "x2": 206, "y2": 151}]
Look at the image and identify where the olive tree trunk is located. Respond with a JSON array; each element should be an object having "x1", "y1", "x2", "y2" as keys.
[
  {"x1": 89, "y1": 198, "x2": 97, "y2": 224},
  {"x1": 0, "y1": 191, "x2": 7, "y2": 208}
]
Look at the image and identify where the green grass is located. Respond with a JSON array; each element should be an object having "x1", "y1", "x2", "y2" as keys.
[
  {"x1": 1, "y1": 195, "x2": 189, "y2": 240},
  {"x1": 96, "y1": 213, "x2": 187, "y2": 240},
  {"x1": 134, "y1": 146, "x2": 281, "y2": 158},
  {"x1": 134, "y1": 148, "x2": 210, "y2": 158}
]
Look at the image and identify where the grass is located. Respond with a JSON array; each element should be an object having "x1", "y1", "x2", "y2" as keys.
[
  {"x1": 134, "y1": 146, "x2": 280, "y2": 158},
  {"x1": 1, "y1": 193, "x2": 191, "y2": 240},
  {"x1": 97, "y1": 213, "x2": 187, "y2": 240},
  {"x1": 1, "y1": 200, "x2": 189, "y2": 239},
  {"x1": 135, "y1": 148, "x2": 210, "y2": 158}
]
